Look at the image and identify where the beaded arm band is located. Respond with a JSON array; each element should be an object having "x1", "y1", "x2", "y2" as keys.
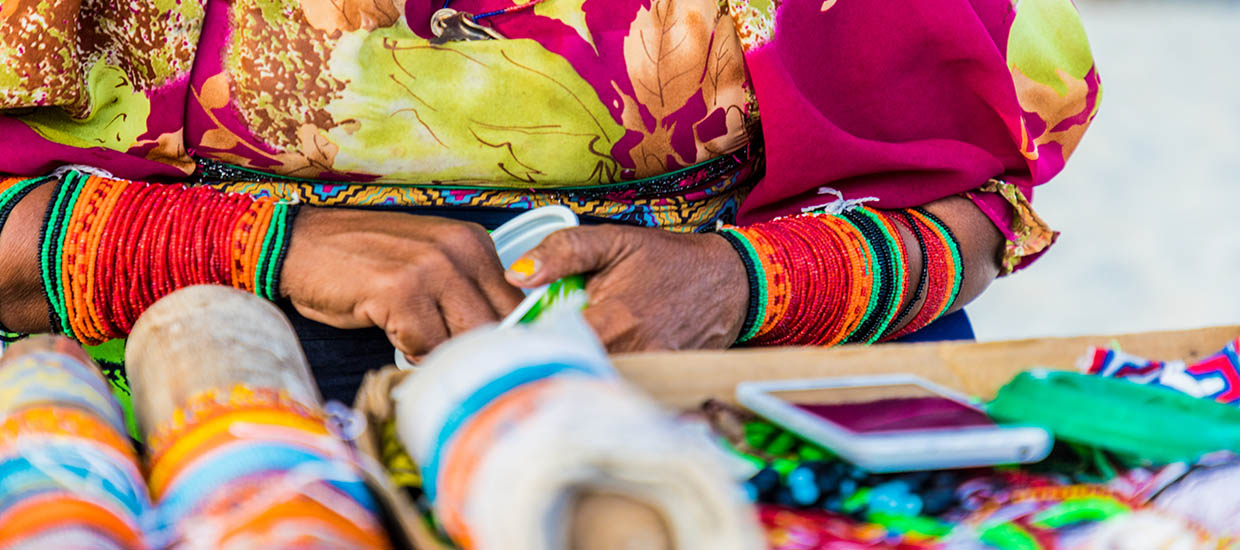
[
  {"x1": 0, "y1": 176, "x2": 56, "y2": 341},
  {"x1": 720, "y1": 205, "x2": 963, "y2": 346},
  {"x1": 717, "y1": 229, "x2": 766, "y2": 343},
  {"x1": 28, "y1": 170, "x2": 298, "y2": 345}
]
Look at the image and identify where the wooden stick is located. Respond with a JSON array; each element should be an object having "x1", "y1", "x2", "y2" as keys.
[
  {"x1": 125, "y1": 285, "x2": 321, "y2": 436},
  {"x1": 611, "y1": 325, "x2": 1240, "y2": 410},
  {"x1": 569, "y1": 492, "x2": 673, "y2": 550}
]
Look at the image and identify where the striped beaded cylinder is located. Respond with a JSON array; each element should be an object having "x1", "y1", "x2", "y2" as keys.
[
  {"x1": 0, "y1": 336, "x2": 152, "y2": 550},
  {"x1": 125, "y1": 286, "x2": 391, "y2": 550},
  {"x1": 391, "y1": 307, "x2": 763, "y2": 550}
]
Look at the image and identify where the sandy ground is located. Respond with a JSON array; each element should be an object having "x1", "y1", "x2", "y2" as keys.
[{"x1": 968, "y1": 1, "x2": 1240, "y2": 341}]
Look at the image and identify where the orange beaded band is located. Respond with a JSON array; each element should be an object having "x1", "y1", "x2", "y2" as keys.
[{"x1": 37, "y1": 171, "x2": 297, "y2": 344}]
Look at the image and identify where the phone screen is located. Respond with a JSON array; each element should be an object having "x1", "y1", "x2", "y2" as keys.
[{"x1": 769, "y1": 383, "x2": 994, "y2": 434}]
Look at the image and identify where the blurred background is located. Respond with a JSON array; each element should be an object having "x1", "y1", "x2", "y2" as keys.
[{"x1": 968, "y1": 0, "x2": 1240, "y2": 341}]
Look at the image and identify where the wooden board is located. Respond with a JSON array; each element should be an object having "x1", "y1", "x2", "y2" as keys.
[
  {"x1": 355, "y1": 324, "x2": 1240, "y2": 549},
  {"x1": 611, "y1": 325, "x2": 1240, "y2": 410}
]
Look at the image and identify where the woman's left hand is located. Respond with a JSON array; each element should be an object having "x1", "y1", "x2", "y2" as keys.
[{"x1": 505, "y1": 225, "x2": 750, "y2": 352}]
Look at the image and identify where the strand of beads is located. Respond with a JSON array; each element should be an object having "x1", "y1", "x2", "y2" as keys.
[
  {"x1": 34, "y1": 170, "x2": 297, "y2": 344},
  {"x1": 882, "y1": 208, "x2": 963, "y2": 341},
  {"x1": 720, "y1": 205, "x2": 963, "y2": 346},
  {"x1": 440, "y1": 0, "x2": 546, "y2": 20}
]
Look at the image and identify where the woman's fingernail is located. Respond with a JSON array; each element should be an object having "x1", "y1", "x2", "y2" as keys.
[{"x1": 508, "y1": 257, "x2": 539, "y2": 280}]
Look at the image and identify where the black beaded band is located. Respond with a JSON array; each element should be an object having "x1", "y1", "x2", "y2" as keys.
[
  {"x1": 193, "y1": 149, "x2": 753, "y2": 202},
  {"x1": 858, "y1": 207, "x2": 910, "y2": 341},
  {"x1": 717, "y1": 229, "x2": 762, "y2": 344},
  {"x1": 841, "y1": 209, "x2": 898, "y2": 345},
  {"x1": 888, "y1": 211, "x2": 929, "y2": 336},
  {"x1": 268, "y1": 203, "x2": 300, "y2": 300},
  {"x1": 38, "y1": 175, "x2": 70, "y2": 336}
]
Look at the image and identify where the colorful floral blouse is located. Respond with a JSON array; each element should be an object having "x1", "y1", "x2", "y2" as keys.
[{"x1": 0, "y1": 0, "x2": 1100, "y2": 270}]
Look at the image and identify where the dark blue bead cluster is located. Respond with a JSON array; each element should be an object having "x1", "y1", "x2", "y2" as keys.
[{"x1": 745, "y1": 461, "x2": 964, "y2": 519}]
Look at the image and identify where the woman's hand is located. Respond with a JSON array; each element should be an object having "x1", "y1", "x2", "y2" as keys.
[
  {"x1": 280, "y1": 208, "x2": 526, "y2": 358},
  {"x1": 505, "y1": 225, "x2": 750, "y2": 352}
]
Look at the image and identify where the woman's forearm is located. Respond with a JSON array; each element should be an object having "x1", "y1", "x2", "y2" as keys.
[
  {"x1": 0, "y1": 170, "x2": 522, "y2": 356},
  {"x1": 0, "y1": 182, "x2": 54, "y2": 333},
  {"x1": 0, "y1": 172, "x2": 296, "y2": 343},
  {"x1": 718, "y1": 194, "x2": 1004, "y2": 346}
]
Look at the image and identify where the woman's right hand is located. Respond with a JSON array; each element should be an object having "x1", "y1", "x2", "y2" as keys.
[{"x1": 279, "y1": 207, "x2": 525, "y2": 358}]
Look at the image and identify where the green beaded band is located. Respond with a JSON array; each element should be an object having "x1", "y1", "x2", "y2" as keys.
[
  {"x1": 268, "y1": 203, "x2": 298, "y2": 301},
  {"x1": 0, "y1": 175, "x2": 55, "y2": 341},
  {"x1": 854, "y1": 207, "x2": 906, "y2": 343},
  {"x1": 718, "y1": 228, "x2": 767, "y2": 344},
  {"x1": 266, "y1": 203, "x2": 295, "y2": 300},
  {"x1": 254, "y1": 202, "x2": 297, "y2": 301},
  {"x1": 37, "y1": 179, "x2": 66, "y2": 336},
  {"x1": 261, "y1": 204, "x2": 284, "y2": 300},
  {"x1": 39, "y1": 172, "x2": 87, "y2": 338},
  {"x1": 836, "y1": 214, "x2": 882, "y2": 344},
  {"x1": 841, "y1": 208, "x2": 893, "y2": 345},
  {"x1": 53, "y1": 172, "x2": 89, "y2": 336},
  {"x1": 254, "y1": 204, "x2": 280, "y2": 299}
]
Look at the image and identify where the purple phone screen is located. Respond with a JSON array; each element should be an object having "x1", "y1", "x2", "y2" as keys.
[{"x1": 795, "y1": 397, "x2": 994, "y2": 433}]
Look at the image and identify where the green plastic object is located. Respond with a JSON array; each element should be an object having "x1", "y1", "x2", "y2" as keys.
[
  {"x1": 518, "y1": 275, "x2": 587, "y2": 324},
  {"x1": 988, "y1": 370, "x2": 1240, "y2": 464}
]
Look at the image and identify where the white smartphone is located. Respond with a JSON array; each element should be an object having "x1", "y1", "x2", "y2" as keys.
[{"x1": 736, "y1": 375, "x2": 1051, "y2": 473}]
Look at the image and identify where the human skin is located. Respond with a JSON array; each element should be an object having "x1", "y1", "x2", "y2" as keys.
[
  {"x1": 505, "y1": 195, "x2": 1001, "y2": 352},
  {"x1": 0, "y1": 186, "x2": 999, "y2": 356}
]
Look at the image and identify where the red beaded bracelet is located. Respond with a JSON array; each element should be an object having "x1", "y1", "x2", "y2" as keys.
[
  {"x1": 720, "y1": 205, "x2": 964, "y2": 347},
  {"x1": 37, "y1": 171, "x2": 298, "y2": 345}
]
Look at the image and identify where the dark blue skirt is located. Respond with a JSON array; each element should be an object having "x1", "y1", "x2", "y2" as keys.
[
  {"x1": 284, "y1": 304, "x2": 974, "y2": 404},
  {"x1": 283, "y1": 208, "x2": 976, "y2": 403}
]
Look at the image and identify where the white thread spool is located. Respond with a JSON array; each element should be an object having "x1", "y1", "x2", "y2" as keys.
[{"x1": 392, "y1": 309, "x2": 763, "y2": 550}]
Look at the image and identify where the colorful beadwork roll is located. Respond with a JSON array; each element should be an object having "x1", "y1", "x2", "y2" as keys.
[
  {"x1": 33, "y1": 169, "x2": 297, "y2": 344},
  {"x1": 145, "y1": 385, "x2": 391, "y2": 549},
  {"x1": 123, "y1": 286, "x2": 392, "y2": 549},
  {"x1": 0, "y1": 336, "x2": 151, "y2": 550},
  {"x1": 720, "y1": 205, "x2": 962, "y2": 346},
  {"x1": 393, "y1": 308, "x2": 764, "y2": 550}
]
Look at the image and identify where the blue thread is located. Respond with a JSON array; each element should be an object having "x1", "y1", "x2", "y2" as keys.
[{"x1": 422, "y1": 362, "x2": 600, "y2": 500}]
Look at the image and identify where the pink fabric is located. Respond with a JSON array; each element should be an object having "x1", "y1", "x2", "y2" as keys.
[
  {"x1": 738, "y1": 0, "x2": 1041, "y2": 225},
  {"x1": 0, "y1": 121, "x2": 188, "y2": 180}
]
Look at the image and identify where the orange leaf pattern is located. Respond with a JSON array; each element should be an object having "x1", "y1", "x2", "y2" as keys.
[
  {"x1": 182, "y1": 0, "x2": 752, "y2": 185},
  {"x1": 619, "y1": 0, "x2": 753, "y2": 177},
  {"x1": 0, "y1": 0, "x2": 755, "y2": 188},
  {"x1": 300, "y1": 0, "x2": 403, "y2": 33}
]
